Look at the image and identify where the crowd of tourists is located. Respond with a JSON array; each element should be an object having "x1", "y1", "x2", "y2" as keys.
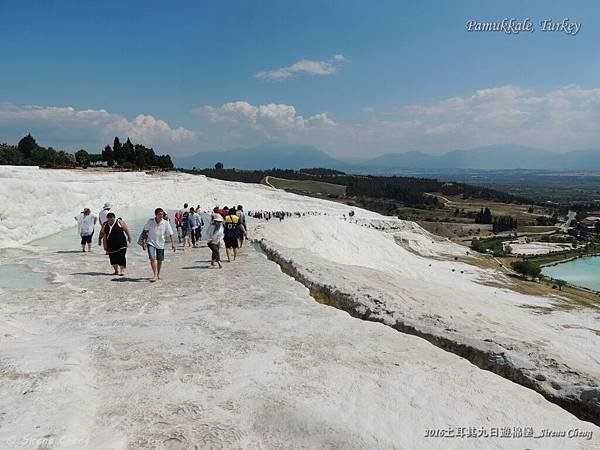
[
  {"x1": 74, "y1": 202, "x2": 249, "y2": 282},
  {"x1": 246, "y1": 210, "x2": 326, "y2": 221},
  {"x1": 73, "y1": 203, "x2": 344, "y2": 282}
]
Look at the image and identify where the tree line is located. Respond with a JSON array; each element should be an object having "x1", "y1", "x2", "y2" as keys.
[
  {"x1": 474, "y1": 207, "x2": 518, "y2": 232},
  {"x1": 1, "y1": 134, "x2": 76, "y2": 167},
  {"x1": 182, "y1": 166, "x2": 531, "y2": 209},
  {"x1": 99, "y1": 137, "x2": 173, "y2": 169},
  {"x1": 0, "y1": 134, "x2": 173, "y2": 170},
  {"x1": 493, "y1": 215, "x2": 518, "y2": 233}
]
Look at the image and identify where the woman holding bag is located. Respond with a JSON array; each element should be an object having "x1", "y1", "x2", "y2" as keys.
[{"x1": 99, "y1": 212, "x2": 132, "y2": 276}]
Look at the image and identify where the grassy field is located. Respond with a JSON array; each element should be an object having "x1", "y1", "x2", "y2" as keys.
[
  {"x1": 523, "y1": 243, "x2": 600, "y2": 266},
  {"x1": 517, "y1": 226, "x2": 557, "y2": 233},
  {"x1": 267, "y1": 177, "x2": 560, "y2": 240},
  {"x1": 405, "y1": 169, "x2": 600, "y2": 203},
  {"x1": 467, "y1": 254, "x2": 600, "y2": 311},
  {"x1": 428, "y1": 193, "x2": 551, "y2": 223},
  {"x1": 266, "y1": 173, "x2": 599, "y2": 309},
  {"x1": 266, "y1": 176, "x2": 347, "y2": 197}
]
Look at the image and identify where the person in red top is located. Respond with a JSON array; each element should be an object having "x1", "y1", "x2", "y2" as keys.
[{"x1": 174, "y1": 209, "x2": 183, "y2": 243}]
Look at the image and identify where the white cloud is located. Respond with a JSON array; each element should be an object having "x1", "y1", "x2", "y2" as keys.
[
  {"x1": 6, "y1": 84, "x2": 600, "y2": 159},
  {"x1": 367, "y1": 85, "x2": 600, "y2": 152},
  {"x1": 305, "y1": 113, "x2": 337, "y2": 128},
  {"x1": 190, "y1": 101, "x2": 338, "y2": 151},
  {"x1": 0, "y1": 103, "x2": 196, "y2": 150},
  {"x1": 112, "y1": 114, "x2": 195, "y2": 143},
  {"x1": 255, "y1": 54, "x2": 347, "y2": 80},
  {"x1": 193, "y1": 101, "x2": 337, "y2": 131},
  {"x1": 190, "y1": 86, "x2": 600, "y2": 157}
]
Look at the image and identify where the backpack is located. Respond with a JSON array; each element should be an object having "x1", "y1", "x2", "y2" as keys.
[{"x1": 224, "y1": 215, "x2": 238, "y2": 237}]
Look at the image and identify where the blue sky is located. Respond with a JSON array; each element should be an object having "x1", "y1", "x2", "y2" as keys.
[{"x1": 1, "y1": 0, "x2": 599, "y2": 158}]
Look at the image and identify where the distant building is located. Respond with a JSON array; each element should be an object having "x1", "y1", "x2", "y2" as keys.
[{"x1": 578, "y1": 217, "x2": 600, "y2": 233}]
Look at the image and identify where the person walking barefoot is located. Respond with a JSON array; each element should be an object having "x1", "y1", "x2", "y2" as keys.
[
  {"x1": 236, "y1": 205, "x2": 247, "y2": 248},
  {"x1": 99, "y1": 212, "x2": 131, "y2": 275},
  {"x1": 142, "y1": 208, "x2": 176, "y2": 282},
  {"x1": 97, "y1": 202, "x2": 112, "y2": 245},
  {"x1": 223, "y1": 208, "x2": 240, "y2": 262},
  {"x1": 188, "y1": 207, "x2": 201, "y2": 248},
  {"x1": 75, "y1": 207, "x2": 97, "y2": 252},
  {"x1": 207, "y1": 213, "x2": 224, "y2": 269}
]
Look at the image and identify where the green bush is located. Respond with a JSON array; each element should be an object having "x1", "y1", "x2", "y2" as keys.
[{"x1": 512, "y1": 260, "x2": 541, "y2": 280}]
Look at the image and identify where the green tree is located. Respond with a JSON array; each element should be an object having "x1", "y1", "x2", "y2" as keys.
[
  {"x1": 56, "y1": 150, "x2": 75, "y2": 166},
  {"x1": 483, "y1": 207, "x2": 492, "y2": 224},
  {"x1": 0, "y1": 144, "x2": 22, "y2": 165},
  {"x1": 122, "y1": 138, "x2": 135, "y2": 163},
  {"x1": 88, "y1": 154, "x2": 103, "y2": 164},
  {"x1": 475, "y1": 208, "x2": 484, "y2": 224},
  {"x1": 471, "y1": 237, "x2": 482, "y2": 252},
  {"x1": 30, "y1": 146, "x2": 54, "y2": 166},
  {"x1": 135, "y1": 151, "x2": 146, "y2": 168},
  {"x1": 113, "y1": 137, "x2": 122, "y2": 164},
  {"x1": 157, "y1": 154, "x2": 173, "y2": 168},
  {"x1": 102, "y1": 145, "x2": 114, "y2": 166},
  {"x1": 512, "y1": 260, "x2": 528, "y2": 278},
  {"x1": 75, "y1": 149, "x2": 90, "y2": 166},
  {"x1": 512, "y1": 260, "x2": 541, "y2": 280},
  {"x1": 215, "y1": 161, "x2": 224, "y2": 170},
  {"x1": 17, "y1": 133, "x2": 38, "y2": 160}
]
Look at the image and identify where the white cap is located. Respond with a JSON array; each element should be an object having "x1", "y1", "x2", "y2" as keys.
[{"x1": 103, "y1": 202, "x2": 112, "y2": 209}]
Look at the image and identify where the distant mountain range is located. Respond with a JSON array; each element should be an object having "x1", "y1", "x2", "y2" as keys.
[{"x1": 175, "y1": 143, "x2": 600, "y2": 171}]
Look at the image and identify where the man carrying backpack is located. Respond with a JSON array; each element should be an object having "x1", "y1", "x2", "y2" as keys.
[{"x1": 223, "y1": 208, "x2": 240, "y2": 262}]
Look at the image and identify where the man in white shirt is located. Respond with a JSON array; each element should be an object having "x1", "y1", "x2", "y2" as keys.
[
  {"x1": 142, "y1": 207, "x2": 176, "y2": 282},
  {"x1": 98, "y1": 202, "x2": 112, "y2": 245},
  {"x1": 75, "y1": 208, "x2": 97, "y2": 252}
]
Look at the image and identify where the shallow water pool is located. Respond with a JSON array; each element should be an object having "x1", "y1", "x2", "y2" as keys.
[
  {"x1": 0, "y1": 264, "x2": 52, "y2": 289},
  {"x1": 32, "y1": 209, "x2": 212, "y2": 251},
  {"x1": 542, "y1": 256, "x2": 600, "y2": 292},
  {"x1": 32, "y1": 208, "x2": 150, "y2": 250}
]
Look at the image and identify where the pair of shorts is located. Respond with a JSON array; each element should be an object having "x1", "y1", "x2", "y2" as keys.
[
  {"x1": 224, "y1": 236, "x2": 239, "y2": 249},
  {"x1": 147, "y1": 245, "x2": 165, "y2": 261},
  {"x1": 208, "y1": 242, "x2": 220, "y2": 262},
  {"x1": 81, "y1": 232, "x2": 94, "y2": 245}
]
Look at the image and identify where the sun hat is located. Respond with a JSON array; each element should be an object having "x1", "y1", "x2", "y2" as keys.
[{"x1": 103, "y1": 202, "x2": 112, "y2": 209}]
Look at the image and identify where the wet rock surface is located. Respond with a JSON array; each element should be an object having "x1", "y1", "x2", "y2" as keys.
[
  {"x1": 1, "y1": 243, "x2": 598, "y2": 448},
  {"x1": 259, "y1": 240, "x2": 600, "y2": 426}
]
